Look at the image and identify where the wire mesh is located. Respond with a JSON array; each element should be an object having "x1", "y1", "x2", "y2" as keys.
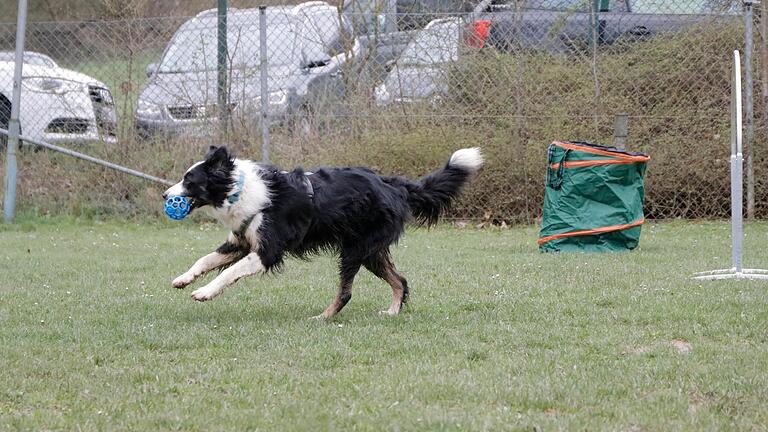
[{"x1": 0, "y1": 0, "x2": 762, "y2": 222}]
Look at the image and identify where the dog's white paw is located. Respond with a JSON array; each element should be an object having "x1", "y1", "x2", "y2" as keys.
[
  {"x1": 379, "y1": 308, "x2": 400, "y2": 316},
  {"x1": 172, "y1": 273, "x2": 195, "y2": 289},
  {"x1": 191, "y1": 286, "x2": 217, "y2": 302}
]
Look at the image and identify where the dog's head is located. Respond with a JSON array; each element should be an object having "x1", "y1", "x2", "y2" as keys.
[{"x1": 163, "y1": 146, "x2": 236, "y2": 213}]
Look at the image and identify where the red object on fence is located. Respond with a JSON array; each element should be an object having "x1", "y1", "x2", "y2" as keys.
[{"x1": 465, "y1": 20, "x2": 491, "y2": 49}]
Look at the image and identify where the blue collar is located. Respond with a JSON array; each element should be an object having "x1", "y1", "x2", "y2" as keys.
[{"x1": 227, "y1": 170, "x2": 246, "y2": 205}]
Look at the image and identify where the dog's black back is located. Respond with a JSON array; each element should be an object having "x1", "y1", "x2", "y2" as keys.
[{"x1": 255, "y1": 151, "x2": 481, "y2": 272}]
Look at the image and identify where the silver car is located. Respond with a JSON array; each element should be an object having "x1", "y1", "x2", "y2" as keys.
[
  {"x1": 135, "y1": 2, "x2": 361, "y2": 138},
  {"x1": 374, "y1": 17, "x2": 463, "y2": 106}
]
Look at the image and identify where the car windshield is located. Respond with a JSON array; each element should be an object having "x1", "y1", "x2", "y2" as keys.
[
  {"x1": 521, "y1": 0, "x2": 624, "y2": 11},
  {"x1": 525, "y1": 0, "x2": 588, "y2": 9},
  {"x1": 399, "y1": 20, "x2": 460, "y2": 65},
  {"x1": 496, "y1": 0, "x2": 735, "y2": 13},
  {"x1": 630, "y1": 0, "x2": 738, "y2": 14},
  {"x1": 159, "y1": 19, "x2": 297, "y2": 73},
  {"x1": 0, "y1": 52, "x2": 57, "y2": 68},
  {"x1": 344, "y1": 0, "x2": 389, "y2": 35}
]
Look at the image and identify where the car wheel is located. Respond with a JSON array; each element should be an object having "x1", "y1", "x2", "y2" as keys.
[
  {"x1": 0, "y1": 98, "x2": 28, "y2": 151},
  {"x1": 0, "y1": 96, "x2": 9, "y2": 149}
]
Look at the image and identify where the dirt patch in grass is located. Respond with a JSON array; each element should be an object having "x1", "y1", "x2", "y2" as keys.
[{"x1": 622, "y1": 339, "x2": 693, "y2": 356}]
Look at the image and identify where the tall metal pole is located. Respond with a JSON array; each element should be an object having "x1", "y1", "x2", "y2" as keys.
[
  {"x1": 590, "y1": 0, "x2": 599, "y2": 51},
  {"x1": 744, "y1": 0, "x2": 756, "y2": 219},
  {"x1": 3, "y1": 0, "x2": 28, "y2": 224},
  {"x1": 693, "y1": 50, "x2": 768, "y2": 281},
  {"x1": 259, "y1": 5, "x2": 270, "y2": 163},
  {"x1": 732, "y1": 50, "x2": 744, "y2": 273},
  {"x1": 589, "y1": 0, "x2": 609, "y2": 133},
  {"x1": 589, "y1": 0, "x2": 608, "y2": 48},
  {"x1": 217, "y1": 0, "x2": 228, "y2": 137}
]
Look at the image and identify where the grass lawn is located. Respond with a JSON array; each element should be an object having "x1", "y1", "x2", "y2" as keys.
[{"x1": 1, "y1": 218, "x2": 767, "y2": 430}]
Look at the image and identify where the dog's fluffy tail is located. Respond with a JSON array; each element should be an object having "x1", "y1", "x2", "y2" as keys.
[{"x1": 387, "y1": 148, "x2": 483, "y2": 225}]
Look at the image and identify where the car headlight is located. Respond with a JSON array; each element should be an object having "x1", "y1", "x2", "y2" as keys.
[
  {"x1": 136, "y1": 99, "x2": 164, "y2": 119},
  {"x1": 22, "y1": 77, "x2": 81, "y2": 94},
  {"x1": 89, "y1": 86, "x2": 114, "y2": 105}
]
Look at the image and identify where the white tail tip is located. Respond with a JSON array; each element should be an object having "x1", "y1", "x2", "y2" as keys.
[{"x1": 449, "y1": 147, "x2": 483, "y2": 172}]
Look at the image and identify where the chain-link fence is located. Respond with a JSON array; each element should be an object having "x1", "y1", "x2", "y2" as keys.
[{"x1": 0, "y1": 0, "x2": 763, "y2": 223}]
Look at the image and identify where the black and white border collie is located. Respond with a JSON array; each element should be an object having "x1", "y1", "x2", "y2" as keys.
[{"x1": 163, "y1": 146, "x2": 483, "y2": 319}]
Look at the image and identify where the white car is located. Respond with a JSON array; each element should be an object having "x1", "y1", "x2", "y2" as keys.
[
  {"x1": 374, "y1": 18, "x2": 464, "y2": 107},
  {"x1": 135, "y1": 2, "x2": 361, "y2": 138},
  {"x1": 0, "y1": 51, "x2": 117, "y2": 146}
]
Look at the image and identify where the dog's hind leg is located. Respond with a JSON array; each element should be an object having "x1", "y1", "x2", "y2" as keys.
[
  {"x1": 172, "y1": 240, "x2": 244, "y2": 289},
  {"x1": 190, "y1": 252, "x2": 265, "y2": 301},
  {"x1": 313, "y1": 256, "x2": 361, "y2": 320},
  {"x1": 363, "y1": 249, "x2": 409, "y2": 316}
]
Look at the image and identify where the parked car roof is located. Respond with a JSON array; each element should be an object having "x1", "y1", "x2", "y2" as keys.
[
  {"x1": 629, "y1": 0, "x2": 739, "y2": 14},
  {"x1": 398, "y1": 17, "x2": 462, "y2": 65},
  {"x1": 476, "y1": 0, "x2": 739, "y2": 14},
  {"x1": 0, "y1": 54, "x2": 107, "y2": 88},
  {"x1": 0, "y1": 51, "x2": 58, "y2": 69}
]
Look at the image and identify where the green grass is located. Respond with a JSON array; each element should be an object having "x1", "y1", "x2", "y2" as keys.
[{"x1": 1, "y1": 218, "x2": 768, "y2": 430}]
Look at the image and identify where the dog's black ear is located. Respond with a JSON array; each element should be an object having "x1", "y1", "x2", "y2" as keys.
[
  {"x1": 204, "y1": 146, "x2": 233, "y2": 174},
  {"x1": 205, "y1": 146, "x2": 230, "y2": 163},
  {"x1": 205, "y1": 145, "x2": 220, "y2": 158}
]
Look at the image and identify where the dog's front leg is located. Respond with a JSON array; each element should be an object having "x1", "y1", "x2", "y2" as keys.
[
  {"x1": 172, "y1": 241, "x2": 242, "y2": 289},
  {"x1": 191, "y1": 252, "x2": 265, "y2": 301}
]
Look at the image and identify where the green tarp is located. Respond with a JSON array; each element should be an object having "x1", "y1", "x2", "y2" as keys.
[{"x1": 539, "y1": 141, "x2": 650, "y2": 253}]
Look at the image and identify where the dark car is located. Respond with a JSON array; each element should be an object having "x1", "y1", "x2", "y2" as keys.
[
  {"x1": 376, "y1": 0, "x2": 740, "y2": 105},
  {"x1": 135, "y1": 2, "x2": 360, "y2": 138},
  {"x1": 481, "y1": 0, "x2": 740, "y2": 54}
]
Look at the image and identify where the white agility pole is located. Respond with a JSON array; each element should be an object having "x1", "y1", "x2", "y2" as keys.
[{"x1": 693, "y1": 50, "x2": 768, "y2": 280}]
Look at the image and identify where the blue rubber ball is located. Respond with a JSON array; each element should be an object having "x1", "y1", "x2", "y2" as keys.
[{"x1": 165, "y1": 195, "x2": 190, "y2": 220}]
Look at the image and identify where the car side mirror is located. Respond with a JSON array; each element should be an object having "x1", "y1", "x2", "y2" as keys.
[
  {"x1": 146, "y1": 63, "x2": 158, "y2": 78},
  {"x1": 301, "y1": 43, "x2": 333, "y2": 69},
  {"x1": 301, "y1": 57, "x2": 332, "y2": 70}
]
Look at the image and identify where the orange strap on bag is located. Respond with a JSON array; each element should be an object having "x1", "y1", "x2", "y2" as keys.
[
  {"x1": 548, "y1": 141, "x2": 650, "y2": 169},
  {"x1": 537, "y1": 218, "x2": 645, "y2": 246}
]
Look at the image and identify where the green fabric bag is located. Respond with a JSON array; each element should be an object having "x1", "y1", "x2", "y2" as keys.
[{"x1": 539, "y1": 141, "x2": 650, "y2": 253}]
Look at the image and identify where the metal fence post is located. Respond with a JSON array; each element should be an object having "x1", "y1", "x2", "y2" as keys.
[
  {"x1": 761, "y1": 1, "x2": 768, "y2": 207},
  {"x1": 613, "y1": 113, "x2": 628, "y2": 150},
  {"x1": 3, "y1": 0, "x2": 28, "y2": 224},
  {"x1": 744, "y1": 0, "x2": 756, "y2": 219},
  {"x1": 217, "y1": 0, "x2": 229, "y2": 137},
  {"x1": 259, "y1": 5, "x2": 270, "y2": 164},
  {"x1": 589, "y1": 0, "x2": 603, "y2": 132},
  {"x1": 590, "y1": 0, "x2": 599, "y2": 50}
]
